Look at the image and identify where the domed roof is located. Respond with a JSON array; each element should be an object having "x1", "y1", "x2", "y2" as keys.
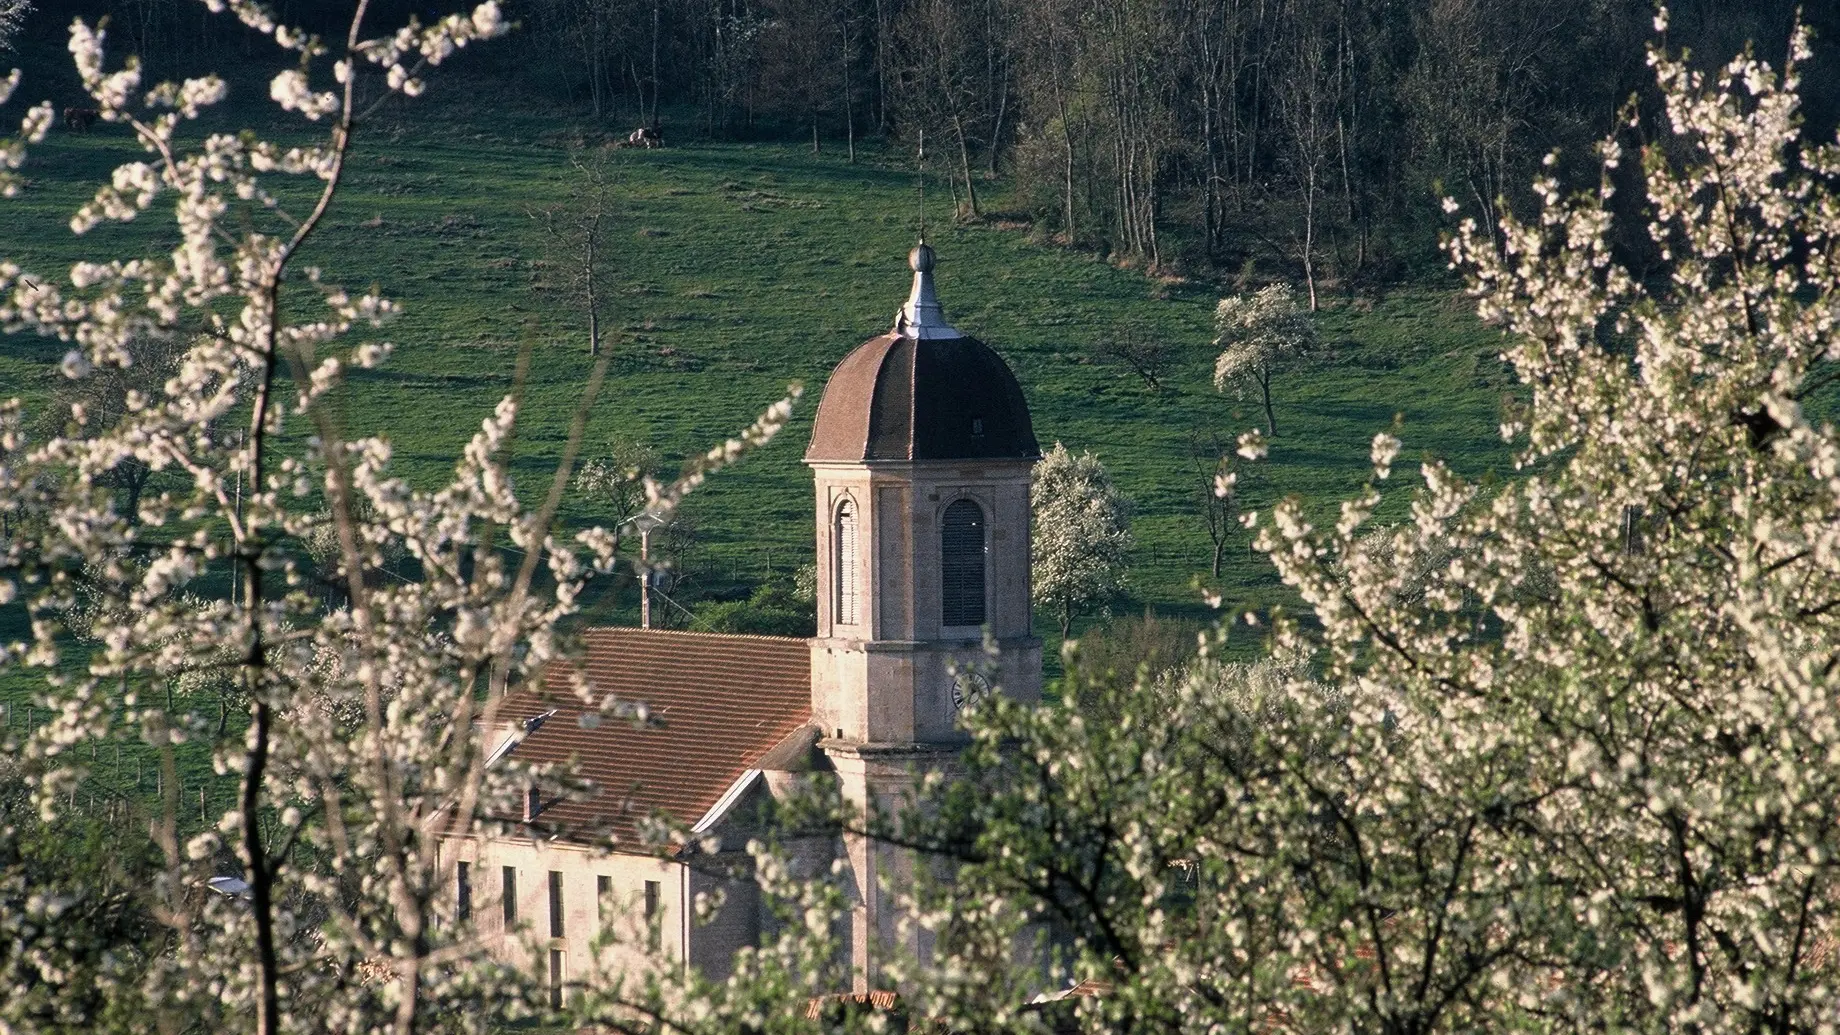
[{"x1": 805, "y1": 246, "x2": 1038, "y2": 464}]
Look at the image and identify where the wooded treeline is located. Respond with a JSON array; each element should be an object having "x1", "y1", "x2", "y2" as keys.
[
  {"x1": 503, "y1": 0, "x2": 1836, "y2": 284},
  {"x1": 20, "y1": 0, "x2": 1840, "y2": 282}
]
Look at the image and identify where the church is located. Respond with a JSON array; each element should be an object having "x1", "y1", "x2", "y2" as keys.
[{"x1": 440, "y1": 242, "x2": 1045, "y2": 1000}]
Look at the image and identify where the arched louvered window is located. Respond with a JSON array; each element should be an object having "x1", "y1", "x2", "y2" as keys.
[
  {"x1": 940, "y1": 499, "x2": 986, "y2": 626},
  {"x1": 834, "y1": 498, "x2": 860, "y2": 626}
]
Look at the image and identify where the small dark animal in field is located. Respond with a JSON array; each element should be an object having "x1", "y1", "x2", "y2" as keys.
[
  {"x1": 64, "y1": 107, "x2": 100, "y2": 132},
  {"x1": 627, "y1": 125, "x2": 662, "y2": 149}
]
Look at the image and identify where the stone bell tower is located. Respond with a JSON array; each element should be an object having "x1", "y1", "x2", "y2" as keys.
[{"x1": 803, "y1": 243, "x2": 1042, "y2": 989}]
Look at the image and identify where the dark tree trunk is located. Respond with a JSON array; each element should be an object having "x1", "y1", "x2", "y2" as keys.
[
  {"x1": 121, "y1": 463, "x2": 150, "y2": 526},
  {"x1": 1260, "y1": 366, "x2": 1277, "y2": 436}
]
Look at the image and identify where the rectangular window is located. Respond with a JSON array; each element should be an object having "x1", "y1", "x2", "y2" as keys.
[
  {"x1": 548, "y1": 870, "x2": 565, "y2": 939},
  {"x1": 596, "y1": 875, "x2": 611, "y2": 923},
  {"x1": 502, "y1": 866, "x2": 517, "y2": 926},
  {"x1": 456, "y1": 862, "x2": 471, "y2": 922},
  {"x1": 835, "y1": 500, "x2": 860, "y2": 625},
  {"x1": 940, "y1": 500, "x2": 987, "y2": 626},
  {"x1": 644, "y1": 879, "x2": 662, "y2": 952},
  {"x1": 548, "y1": 949, "x2": 565, "y2": 1009}
]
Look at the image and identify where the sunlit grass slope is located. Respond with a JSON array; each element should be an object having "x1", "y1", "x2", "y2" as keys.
[
  {"x1": 0, "y1": 101, "x2": 1515, "y2": 653},
  {"x1": 0, "y1": 94, "x2": 1520, "y2": 820}
]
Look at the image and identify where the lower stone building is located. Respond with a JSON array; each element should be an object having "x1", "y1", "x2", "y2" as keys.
[
  {"x1": 440, "y1": 627, "x2": 816, "y2": 992},
  {"x1": 444, "y1": 241, "x2": 1044, "y2": 1000}
]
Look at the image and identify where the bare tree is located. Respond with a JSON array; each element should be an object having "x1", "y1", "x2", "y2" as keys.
[
  {"x1": 533, "y1": 0, "x2": 621, "y2": 118},
  {"x1": 1091, "y1": 320, "x2": 1174, "y2": 394},
  {"x1": 647, "y1": 516, "x2": 703, "y2": 629},
  {"x1": 533, "y1": 147, "x2": 617, "y2": 357},
  {"x1": 1190, "y1": 432, "x2": 1237, "y2": 578},
  {"x1": 698, "y1": 2, "x2": 768, "y2": 136},
  {"x1": 762, "y1": 0, "x2": 843, "y2": 155},
  {"x1": 894, "y1": 0, "x2": 990, "y2": 218},
  {"x1": 978, "y1": 0, "x2": 1015, "y2": 177},
  {"x1": 646, "y1": 0, "x2": 661, "y2": 127},
  {"x1": 1401, "y1": 0, "x2": 1605, "y2": 249},
  {"x1": 1181, "y1": 0, "x2": 1236, "y2": 258},
  {"x1": 1274, "y1": 0, "x2": 1339, "y2": 310},
  {"x1": 1091, "y1": 0, "x2": 1175, "y2": 263},
  {"x1": 1013, "y1": 0, "x2": 1084, "y2": 240},
  {"x1": 833, "y1": 0, "x2": 866, "y2": 162}
]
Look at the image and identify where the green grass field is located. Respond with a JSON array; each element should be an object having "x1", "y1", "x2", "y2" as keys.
[
  {"x1": 0, "y1": 96, "x2": 1517, "y2": 812},
  {"x1": 0, "y1": 101, "x2": 1514, "y2": 611}
]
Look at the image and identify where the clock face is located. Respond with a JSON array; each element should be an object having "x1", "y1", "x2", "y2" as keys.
[{"x1": 950, "y1": 672, "x2": 991, "y2": 712}]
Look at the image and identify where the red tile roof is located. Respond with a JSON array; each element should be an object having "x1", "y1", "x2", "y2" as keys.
[
  {"x1": 490, "y1": 627, "x2": 812, "y2": 847},
  {"x1": 802, "y1": 990, "x2": 901, "y2": 1021}
]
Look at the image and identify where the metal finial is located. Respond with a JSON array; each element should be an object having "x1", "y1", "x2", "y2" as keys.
[
  {"x1": 894, "y1": 243, "x2": 959, "y2": 340},
  {"x1": 894, "y1": 135, "x2": 956, "y2": 338}
]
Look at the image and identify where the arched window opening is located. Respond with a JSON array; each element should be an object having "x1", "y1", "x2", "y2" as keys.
[
  {"x1": 835, "y1": 498, "x2": 860, "y2": 626},
  {"x1": 940, "y1": 499, "x2": 986, "y2": 626}
]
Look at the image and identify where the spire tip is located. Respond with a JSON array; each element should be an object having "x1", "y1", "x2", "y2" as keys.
[{"x1": 894, "y1": 244, "x2": 959, "y2": 340}]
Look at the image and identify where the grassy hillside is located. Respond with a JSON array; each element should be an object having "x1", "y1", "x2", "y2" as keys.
[
  {"x1": 0, "y1": 101, "x2": 1512, "y2": 609},
  {"x1": 0, "y1": 90, "x2": 1517, "y2": 829}
]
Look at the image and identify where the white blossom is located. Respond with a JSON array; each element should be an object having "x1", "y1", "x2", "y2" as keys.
[
  {"x1": 1213, "y1": 283, "x2": 1318, "y2": 436},
  {"x1": 0, "y1": 2, "x2": 30, "y2": 56},
  {"x1": 0, "y1": 9, "x2": 800, "y2": 1033},
  {"x1": 1370, "y1": 430, "x2": 1401, "y2": 480},
  {"x1": 267, "y1": 69, "x2": 336, "y2": 120},
  {"x1": 1031, "y1": 442, "x2": 1132, "y2": 638}
]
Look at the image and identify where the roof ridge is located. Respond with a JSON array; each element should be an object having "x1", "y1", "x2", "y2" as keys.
[{"x1": 582, "y1": 626, "x2": 812, "y2": 645}]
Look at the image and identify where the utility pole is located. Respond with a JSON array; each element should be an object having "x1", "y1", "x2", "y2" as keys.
[{"x1": 639, "y1": 521, "x2": 654, "y2": 630}]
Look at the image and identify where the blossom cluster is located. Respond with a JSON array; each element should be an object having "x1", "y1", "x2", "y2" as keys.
[
  {"x1": 733, "y1": 15, "x2": 1840, "y2": 1035},
  {"x1": 0, "y1": 7, "x2": 795, "y2": 1034},
  {"x1": 1031, "y1": 442, "x2": 1133, "y2": 637}
]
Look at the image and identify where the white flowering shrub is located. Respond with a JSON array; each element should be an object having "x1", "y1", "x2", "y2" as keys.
[
  {"x1": 0, "y1": 6, "x2": 800, "y2": 1034},
  {"x1": 796, "y1": 16, "x2": 1840, "y2": 1035},
  {"x1": 0, "y1": 2, "x2": 28, "y2": 56},
  {"x1": 1031, "y1": 442, "x2": 1133, "y2": 639},
  {"x1": 1263, "y1": 19, "x2": 1840, "y2": 1025},
  {"x1": 1213, "y1": 283, "x2": 1318, "y2": 436},
  {"x1": 574, "y1": 439, "x2": 661, "y2": 526}
]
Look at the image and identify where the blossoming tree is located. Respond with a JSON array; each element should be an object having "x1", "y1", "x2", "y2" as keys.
[
  {"x1": 1212, "y1": 283, "x2": 1317, "y2": 437},
  {"x1": 0, "y1": 2, "x2": 27, "y2": 56},
  {"x1": 0, "y1": 5, "x2": 800, "y2": 1034},
  {"x1": 6, "y1": 4, "x2": 1840, "y2": 1034},
  {"x1": 839, "y1": 16, "x2": 1840, "y2": 1035},
  {"x1": 1031, "y1": 442, "x2": 1133, "y2": 639}
]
